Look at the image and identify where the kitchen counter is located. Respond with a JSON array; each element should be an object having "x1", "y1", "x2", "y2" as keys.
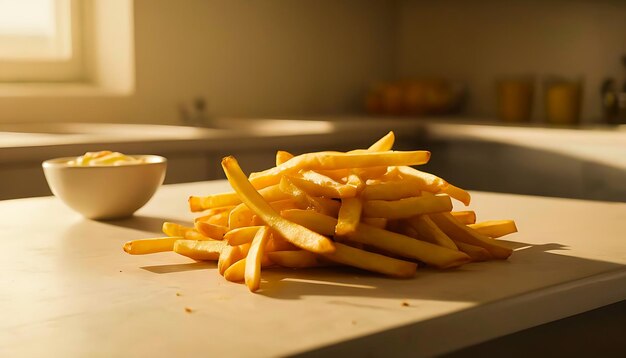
[
  {"x1": 1, "y1": 117, "x2": 625, "y2": 201},
  {"x1": 1, "y1": 181, "x2": 625, "y2": 357}
]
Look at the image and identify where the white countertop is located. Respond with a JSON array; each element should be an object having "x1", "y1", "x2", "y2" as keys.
[{"x1": 1, "y1": 180, "x2": 625, "y2": 357}]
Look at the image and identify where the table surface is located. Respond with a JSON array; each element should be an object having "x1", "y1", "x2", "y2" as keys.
[{"x1": 1, "y1": 181, "x2": 625, "y2": 357}]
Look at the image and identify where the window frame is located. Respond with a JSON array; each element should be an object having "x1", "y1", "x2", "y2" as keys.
[{"x1": 0, "y1": 0, "x2": 84, "y2": 83}]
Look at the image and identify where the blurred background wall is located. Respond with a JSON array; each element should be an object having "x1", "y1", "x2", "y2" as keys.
[
  {"x1": 397, "y1": 0, "x2": 626, "y2": 121},
  {"x1": 0, "y1": 0, "x2": 625, "y2": 124}
]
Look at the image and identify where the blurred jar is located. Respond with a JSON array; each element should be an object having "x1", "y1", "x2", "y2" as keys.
[
  {"x1": 496, "y1": 77, "x2": 534, "y2": 122},
  {"x1": 544, "y1": 78, "x2": 582, "y2": 125}
]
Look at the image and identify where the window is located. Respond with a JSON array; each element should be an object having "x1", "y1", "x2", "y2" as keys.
[{"x1": 0, "y1": 0, "x2": 83, "y2": 82}]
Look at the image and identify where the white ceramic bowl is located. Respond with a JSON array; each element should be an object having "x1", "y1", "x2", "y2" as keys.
[{"x1": 42, "y1": 155, "x2": 167, "y2": 220}]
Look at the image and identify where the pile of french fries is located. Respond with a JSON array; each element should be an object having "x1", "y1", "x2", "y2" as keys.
[{"x1": 123, "y1": 132, "x2": 517, "y2": 292}]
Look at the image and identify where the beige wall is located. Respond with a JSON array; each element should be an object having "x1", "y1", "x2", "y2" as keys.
[
  {"x1": 2, "y1": 0, "x2": 625, "y2": 124},
  {"x1": 397, "y1": 0, "x2": 626, "y2": 122},
  {"x1": 0, "y1": 0, "x2": 396, "y2": 124}
]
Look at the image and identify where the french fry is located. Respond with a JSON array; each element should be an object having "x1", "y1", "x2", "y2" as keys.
[
  {"x1": 406, "y1": 215, "x2": 457, "y2": 250},
  {"x1": 206, "y1": 210, "x2": 230, "y2": 227},
  {"x1": 249, "y1": 150, "x2": 431, "y2": 189},
  {"x1": 469, "y1": 220, "x2": 518, "y2": 238},
  {"x1": 287, "y1": 172, "x2": 357, "y2": 198},
  {"x1": 265, "y1": 234, "x2": 299, "y2": 252},
  {"x1": 189, "y1": 192, "x2": 240, "y2": 212},
  {"x1": 194, "y1": 207, "x2": 234, "y2": 227},
  {"x1": 430, "y1": 212, "x2": 513, "y2": 259},
  {"x1": 218, "y1": 243, "x2": 250, "y2": 275},
  {"x1": 454, "y1": 241, "x2": 492, "y2": 262},
  {"x1": 323, "y1": 242, "x2": 417, "y2": 278},
  {"x1": 451, "y1": 210, "x2": 476, "y2": 225},
  {"x1": 362, "y1": 194, "x2": 453, "y2": 219},
  {"x1": 361, "y1": 217, "x2": 388, "y2": 229},
  {"x1": 360, "y1": 180, "x2": 421, "y2": 200},
  {"x1": 245, "y1": 226, "x2": 270, "y2": 292},
  {"x1": 162, "y1": 222, "x2": 211, "y2": 241},
  {"x1": 367, "y1": 131, "x2": 395, "y2": 151},
  {"x1": 230, "y1": 199, "x2": 302, "y2": 229},
  {"x1": 174, "y1": 240, "x2": 227, "y2": 261},
  {"x1": 279, "y1": 176, "x2": 328, "y2": 214},
  {"x1": 189, "y1": 184, "x2": 290, "y2": 212},
  {"x1": 314, "y1": 197, "x2": 342, "y2": 217},
  {"x1": 276, "y1": 150, "x2": 294, "y2": 166},
  {"x1": 441, "y1": 184, "x2": 471, "y2": 207},
  {"x1": 282, "y1": 209, "x2": 471, "y2": 269},
  {"x1": 194, "y1": 221, "x2": 228, "y2": 240},
  {"x1": 221, "y1": 156, "x2": 336, "y2": 254},
  {"x1": 224, "y1": 258, "x2": 246, "y2": 282},
  {"x1": 228, "y1": 203, "x2": 256, "y2": 229},
  {"x1": 397, "y1": 166, "x2": 471, "y2": 205},
  {"x1": 335, "y1": 197, "x2": 362, "y2": 236},
  {"x1": 224, "y1": 226, "x2": 262, "y2": 245},
  {"x1": 194, "y1": 206, "x2": 235, "y2": 222},
  {"x1": 123, "y1": 237, "x2": 182, "y2": 255}
]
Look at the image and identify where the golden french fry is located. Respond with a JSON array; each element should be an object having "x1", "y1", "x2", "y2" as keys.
[
  {"x1": 224, "y1": 258, "x2": 246, "y2": 282},
  {"x1": 362, "y1": 194, "x2": 452, "y2": 219},
  {"x1": 361, "y1": 217, "x2": 387, "y2": 229},
  {"x1": 397, "y1": 166, "x2": 471, "y2": 205},
  {"x1": 451, "y1": 210, "x2": 476, "y2": 225},
  {"x1": 173, "y1": 239, "x2": 227, "y2": 261},
  {"x1": 367, "y1": 131, "x2": 395, "y2": 152},
  {"x1": 224, "y1": 226, "x2": 262, "y2": 245},
  {"x1": 469, "y1": 220, "x2": 518, "y2": 238},
  {"x1": 222, "y1": 156, "x2": 336, "y2": 254},
  {"x1": 441, "y1": 183, "x2": 471, "y2": 206},
  {"x1": 218, "y1": 243, "x2": 250, "y2": 275},
  {"x1": 249, "y1": 151, "x2": 431, "y2": 189},
  {"x1": 194, "y1": 221, "x2": 228, "y2": 240},
  {"x1": 123, "y1": 237, "x2": 182, "y2": 255},
  {"x1": 345, "y1": 172, "x2": 366, "y2": 193},
  {"x1": 194, "y1": 206, "x2": 235, "y2": 222},
  {"x1": 276, "y1": 150, "x2": 294, "y2": 166},
  {"x1": 162, "y1": 222, "x2": 211, "y2": 241},
  {"x1": 245, "y1": 226, "x2": 270, "y2": 292},
  {"x1": 287, "y1": 172, "x2": 357, "y2": 198},
  {"x1": 430, "y1": 212, "x2": 512, "y2": 259},
  {"x1": 323, "y1": 242, "x2": 417, "y2": 278},
  {"x1": 189, "y1": 192, "x2": 240, "y2": 212},
  {"x1": 360, "y1": 181, "x2": 421, "y2": 200},
  {"x1": 265, "y1": 233, "x2": 299, "y2": 252},
  {"x1": 282, "y1": 209, "x2": 471, "y2": 269},
  {"x1": 206, "y1": 211, "x2": 230, "y2": 227},
  {"x1": 279, "y1": 176, "x2": 327, "y2": 213},
  {"x1": 453, "y1": 241, "x2": 492, "y2": 262},
  {"x1": 189, "y1": 184, "x2": 290, "y2": 212},
  {"x1": 335, "y1": 197, "x2": 362, "y2": 236},
  {"x1": 228, "y1": 203, "x2": 256, "y2": 229},
  {"x1": 313, "y1": 169, "x2": 350, "y2": 182},
  {"x1": 406, "y1": 215, "x2": 457, "y2": 250},
  {"x1": 231, "y1": 199, "x2": 302, "y2": 229}
]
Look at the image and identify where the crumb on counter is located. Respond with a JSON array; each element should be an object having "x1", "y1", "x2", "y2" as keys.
[
  {"x1": 176, "y1": 292, "x2": 182, "y2": 297},
  {"x1": 184, "y1": 307, "x2": 193, "y2": 313},
  {"x1": 401, "y1": 301, "x2": 410, "y2": 307}
]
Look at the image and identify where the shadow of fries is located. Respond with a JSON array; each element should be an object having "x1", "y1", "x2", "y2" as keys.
[
  {"x1": 103, "y1": 215, "x2": 191, "y2": 234},
  {"x1": 248, "y1": 240, "x2": 623, "y2": 301},
  {"x1": 141, "y1": 261, "x2": 216, "y2": 274}
]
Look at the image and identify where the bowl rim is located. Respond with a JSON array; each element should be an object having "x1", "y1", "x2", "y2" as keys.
[{"x1": 42, "y1": 154, "x2": 167, "y2": 168}]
